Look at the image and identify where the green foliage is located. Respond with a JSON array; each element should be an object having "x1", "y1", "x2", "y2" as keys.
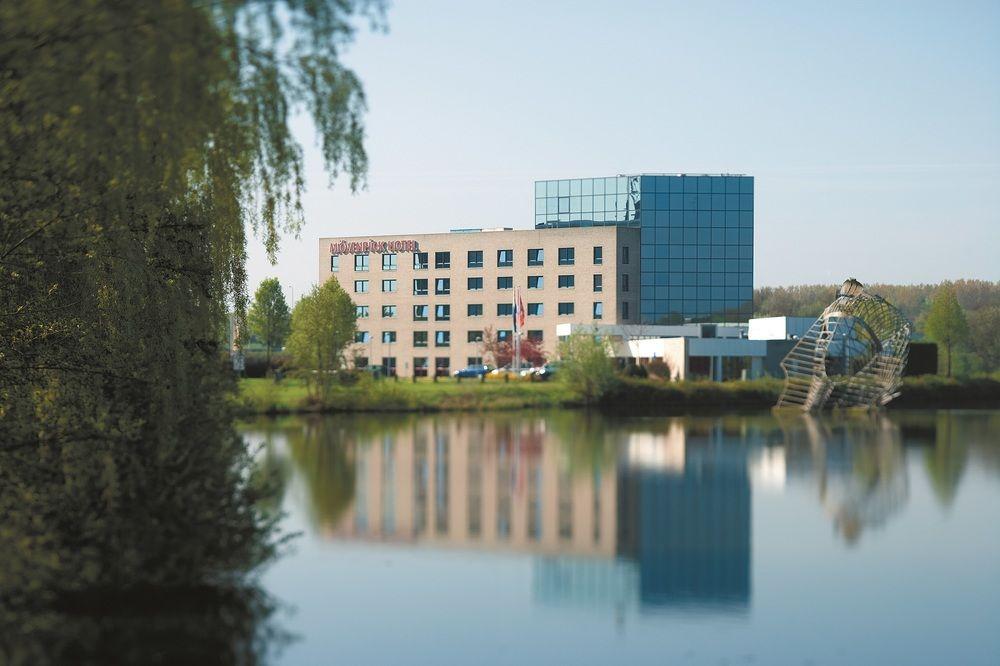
[
  {"x1": 924, "y1": 284, "x2": 971, "y2": 377},
  {"x1": 0, "y1": 0, "x2": 379, "y2": 621},
  {"x1": 967, "y1": 305, "x2": 1000, "y2": 373},
  {"x1": 557, "y1": 333, "x2": 619, "y2": 404},
  {"x1": 286, "y1": 278, "x2": 357, "y2": 400},
  {"x1": 247, "y1": 278, "x2": 291, "y2": 365}
]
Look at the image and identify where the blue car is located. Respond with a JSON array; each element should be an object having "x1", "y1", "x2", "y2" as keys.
[{"x1": 453, "y1": 364, "x2": 491, "y2": 378}]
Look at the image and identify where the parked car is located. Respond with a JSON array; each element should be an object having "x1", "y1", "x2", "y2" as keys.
[
  {"x1": 536, "y1": 362, "x2": 560, "y2": 380},
  {"x1": 453, "y1": 364, "x2": 492, "y2": 378}
]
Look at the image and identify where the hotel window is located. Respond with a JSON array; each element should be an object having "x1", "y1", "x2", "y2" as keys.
[
  {"x1": 354, "y1": 356, "x2": 369, "y2": 368},
  {"x1": 435, "y1": 331, "x2": 450, "y2": 347},
  {"x1": 558, "y1": 302, "x2": 575, "y2": 316},
  {"x1": 414, "y1": 252, "x2": 429, "y2": 269},
  {"x1": 382, "y1": 279, "x2": 397, "y2": 293},
  {"x1": 527, "y1": 248, "x2": 544, "y2": 266},
  {"x1": 467, "y1": 250, "x2": 483, "y2": 268},
  {"x1": 593, "y1": 246, "x2": 603, "y2": 265},
  {"x1": 382, "y1": 305, "x2": 396, "y2": 318},
  {"x1": 527, "y1": 303, "x2": 543, "y2": 316},
  {"x1": 558, "y1": 275, "x2": 575, "y2": 289},
  {"x1": 413, "y1": 279, "x2": 428, "y2": 296},
  {"x1": 435, "y1": 251, "x2": 450, "y2": 269},
  {"x1": 382, "y1": 253, "x2": 397, "y2": 271},
  {"x1": 593, "y1": 274, "x2": 603, "y2": 292},
  {"x1": 355, "y1": 254, "x2": 369, "y2": 271},
  {"x1": 467, "y1": 276, "x2": 483, "y2": 290},
  {"x1": 413, "y1": 304, "x2": 429, "y2": 321},
  {"x1": 355, "y1": 305, "x2": 369, "y2": 319},
  {"x1": 497, "y1": 329, "x2": 512, "y2": 342},
  {"x1": 435, "y1": 304, "x2": 451, "y2": 321},
  {"x1": 330, "y1": 255, "x2": 340, "y2": 272},
  {"x1": 497, "y1": 303, "x2": 513, "y2": 316},
  {"x1": 622, "y1": 301, "x2": 630, "y2": 321},
  {"x1": 435, "y1": 357, "x2": 450, "y2": 376},
  {"x1": 382, "y1": 331, "x2": 396, "y2": 344},
  {"x1": 467, "y1": 303, "x2": 483, "y2": 317},
  {"x1": 593, "y1": 302, "x2": 603, "y2": 320},
  {"x1": 497, "y1": 249, "x2": 513, "y2": 267},
  {"x1": 527, "y1": 330, "x2": 543, "y2": 342},
  {"x1": 354, "y1": 279, "x2": 368, "y2": 293},
  {"x1": 621, "y1": 246, "x2": 630, "y2": 265},
  {"x1": 528, "y1": 275, "x2": 543, "y2": 289},
  {"x1": 355, "y1": 331, "x2": 370, "y2": 343},
  {"x1": 467, "y1": 330, "x2": 483, "y2": 343},
  {"x1": 497, "y1": 276, "x2": 513, "y2": 290},
  {"x1": 621, "y1": 274, "x2": 629, "y2": 292},
  {"x1": 414, "y1": 357, "x2": 429, "y2": 377},
  {"x1": 435, "y1": 278, "x2": 450, "y2": 295},
  {"x1": 413, "y1": 331, "x2": 428, "y2": 347},
  {"x1": 467, "y1": 356, "x2": 483, "y2": 366},
  {"x1": 558, "y1": 247, "x2": 575, "y2": 266}
]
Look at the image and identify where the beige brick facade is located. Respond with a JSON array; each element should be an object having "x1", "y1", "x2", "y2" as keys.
[{"x1": 318, "y1": 226, "x2": 640, "y2": 376}]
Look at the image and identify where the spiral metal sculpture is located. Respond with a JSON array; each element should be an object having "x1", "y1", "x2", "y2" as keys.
[{"x1": 776, "y1": 279, "x2": 912, "y2": 411}]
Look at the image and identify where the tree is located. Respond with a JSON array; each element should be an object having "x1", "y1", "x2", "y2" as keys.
[
  {"x1": 967, "y1": 305, "x2": 1000, "y2": 373},
  {"x1": 924, "y1": 284, "x2": 970, "y2": 377},
  {"x1": 0, "y1": 0, "x2": 379, "y2": 606},
  {"x1": 286, "y1": 279, "x2": 357, "y2": 400},
  {"x1": 480, "y1": 326, "x2": 546, "y2": 368},
  {"x1": 558, "y1": 332, "x2": 619, "y2": 404},
  {"x1": 248, "y1": 278, "x2": 291, "y2": 366}
]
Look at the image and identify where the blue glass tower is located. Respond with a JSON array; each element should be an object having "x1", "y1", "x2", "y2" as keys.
[{"x1": 534, "y1": 174, "x2": 753, "y2": 323}]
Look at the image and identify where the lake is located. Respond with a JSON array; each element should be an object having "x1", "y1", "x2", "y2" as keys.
[{"x1": 240, "y1": 410, "x2": 1000, "y2": 665}]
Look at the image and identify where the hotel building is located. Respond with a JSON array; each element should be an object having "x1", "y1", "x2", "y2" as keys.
[{"x1": 318, "y1": 173, "x2": 753, "y2": 376}]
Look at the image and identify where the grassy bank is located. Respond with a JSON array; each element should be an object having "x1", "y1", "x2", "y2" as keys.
[
  {"x1": 235, "y1": 376, "x2": 577, "y2": 415},
  {"x1": 235, "y1": 375, "x2": 1000, "y2": 416}
]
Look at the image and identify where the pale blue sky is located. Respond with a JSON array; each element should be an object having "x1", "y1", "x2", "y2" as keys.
[{"x1": 247, "y1": 0, "x2": 1000, "y2": 304}]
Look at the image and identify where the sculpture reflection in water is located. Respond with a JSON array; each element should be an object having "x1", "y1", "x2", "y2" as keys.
[{"x1": 776, "y1": 413, "x2": 908, "y2": 545}]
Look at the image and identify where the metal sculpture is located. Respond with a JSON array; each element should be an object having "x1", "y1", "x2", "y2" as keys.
[{"x1": 776, "y1": 279, "x2": 912, "y2": 411}]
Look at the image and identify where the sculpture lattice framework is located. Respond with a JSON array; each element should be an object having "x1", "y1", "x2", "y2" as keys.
[{"x1": 776, "y1": 279, "x2": 912, "y2": 411}]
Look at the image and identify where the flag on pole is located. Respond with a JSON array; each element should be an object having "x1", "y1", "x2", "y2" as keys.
[
  {"x1": 512, "y1": 288, "x2": 519, "y2": 334},
  {"x1": 517, "y1": 288, "x2": 526, "y2": 333}
]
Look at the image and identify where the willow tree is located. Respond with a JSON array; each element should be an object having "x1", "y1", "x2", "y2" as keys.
[{"x1": 0, "y1": 0, "x2": 381, "y2": 605}]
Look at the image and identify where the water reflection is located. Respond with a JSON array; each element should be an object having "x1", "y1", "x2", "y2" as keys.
[{"x1": 245, "y1": 410, "x2": 997, "y2": 619}]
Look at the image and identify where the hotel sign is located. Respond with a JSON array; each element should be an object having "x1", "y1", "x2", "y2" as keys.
[{"x1": 329, "y1": 239, "x2": 419, "y2": 255}]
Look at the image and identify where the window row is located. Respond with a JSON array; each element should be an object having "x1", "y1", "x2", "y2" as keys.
[
  {"x1": 534, "y1": 192, "x2": 752, "y2": 218},
  {"x1": 354, "y1": 329, "x2": 550, "y2": 348},
  {"x1": 355, "y1": 274, "x2": 619, "y2": 295},
  {"x1": 641, "y1": 227, "x2": 752, "y2": 246},
  {"x1": 359, "y1": 301, "x2": 611, "y2": 321},
  {"x1": 534, "y1": 175, "x2": 751, "y2": 199}
]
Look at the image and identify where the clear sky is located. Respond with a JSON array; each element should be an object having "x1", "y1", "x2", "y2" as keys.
[{"x1": 246, "y1": 0, "x2": 1000, "y2": 304}]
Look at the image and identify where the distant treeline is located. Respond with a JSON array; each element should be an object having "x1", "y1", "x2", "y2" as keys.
[{"x1": 755, "y1": 280, "x2": 1000, "y2": 373}]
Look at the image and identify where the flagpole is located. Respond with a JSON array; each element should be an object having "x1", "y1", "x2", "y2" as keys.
[{"x1": 514, "y1": 286, "x2": 521, "y2": 372}]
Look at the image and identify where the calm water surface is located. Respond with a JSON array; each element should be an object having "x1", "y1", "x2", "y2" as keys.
[{"x1": 240, "y1": 410, "x2": 1000, "y2": 665}]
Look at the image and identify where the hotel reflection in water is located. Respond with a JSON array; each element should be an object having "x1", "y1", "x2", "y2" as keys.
[
  {"x1": 268, "y1": 413, "x2": 929, "y2": 615},
  {"x1": 299, "y1": 417, "x2": 755, "y2": 613}
]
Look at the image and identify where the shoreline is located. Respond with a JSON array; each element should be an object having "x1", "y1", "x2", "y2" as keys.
[{"x1": 235, "y1": 376, "x2": 1000, "y2": 417}]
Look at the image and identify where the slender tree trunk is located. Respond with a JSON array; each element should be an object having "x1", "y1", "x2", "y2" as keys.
[
  {"x1": 946, "y1": 340, "x2": 952, "y2": 377},
  {"x1": 265, "y1": 319, "x2": 272, "y2": 368}
]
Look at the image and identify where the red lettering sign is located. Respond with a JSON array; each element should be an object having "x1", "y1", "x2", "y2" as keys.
[{"x1": 328, "y1": 239, "x2": 420, "y2": 255}]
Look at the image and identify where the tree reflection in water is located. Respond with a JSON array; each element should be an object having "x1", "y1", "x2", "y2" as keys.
[{"x1": 0, "y1": 584, "x2": 286, "y2": 665}]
